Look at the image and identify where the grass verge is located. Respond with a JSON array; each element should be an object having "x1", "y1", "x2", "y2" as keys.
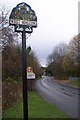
[
  {"x1": 62, "y1": 79, "x2": 80, "y2": 87},
  {"x1": 2, "y1": 91, "x2": 69, "y2": 119}
]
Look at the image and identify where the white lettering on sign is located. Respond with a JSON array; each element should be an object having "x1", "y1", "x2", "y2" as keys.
[{"x1": 9, "y1": 19, "x2": 37, "y2": 27}]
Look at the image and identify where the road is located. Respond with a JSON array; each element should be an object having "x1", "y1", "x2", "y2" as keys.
[{"x1": 35, "y1": 76, "x2": 79, "y2": 118}]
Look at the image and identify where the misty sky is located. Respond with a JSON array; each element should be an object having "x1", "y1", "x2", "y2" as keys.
[{"x1": 0, "y1": 0, "x2": 79, "y2": 66}]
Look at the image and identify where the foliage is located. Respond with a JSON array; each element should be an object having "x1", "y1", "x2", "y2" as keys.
[
  {"x1": 46, "y1": 42, "x2": 68, "y2": 79},
  {"x1": 2, "y1": 45, "x2": 22, "y2": 80},
  {"x1": 47, "y1": 34, "x2": 80, "y2": 79},
  {"x1": 27, "y1": 50, "x2": 43, "y2": 78},
  {"x1": 2, "y1": 98, "x2": 23, "y2": 118},
  {"x1": 2, "y1": 79, "x2": 22, "y2": 111}
]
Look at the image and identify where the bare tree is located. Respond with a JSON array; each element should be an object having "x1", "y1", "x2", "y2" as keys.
[{"x1": 47, "y1": 42, "x2": 68, "y2": 79}]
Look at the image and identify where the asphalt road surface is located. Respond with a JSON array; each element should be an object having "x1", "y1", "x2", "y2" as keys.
[{"x1": 35, "y1": 76, "x2": 79, "y2": 118}]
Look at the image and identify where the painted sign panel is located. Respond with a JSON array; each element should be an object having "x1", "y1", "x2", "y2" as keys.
[
  {"x1": 15, "y1": 25, "x2": 33, "y2": 33},
  {"x1": 9, "y1": 2, "x2": 37, "y2": 27}
]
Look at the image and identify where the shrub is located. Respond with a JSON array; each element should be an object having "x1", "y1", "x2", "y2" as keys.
[{"x1": 2, "y1": 79, "x2": 22, "y2": 111}]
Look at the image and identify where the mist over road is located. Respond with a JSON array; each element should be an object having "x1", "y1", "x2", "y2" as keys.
[{"x1": 35, "y1": 76, "x2": 79, "y2": 118}]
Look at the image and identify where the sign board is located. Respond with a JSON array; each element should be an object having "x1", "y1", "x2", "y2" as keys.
[
  {"x1": 27, "y1": 72, "x2": 35, "y2": 79},
  {"x1": 27, "y1": 66, "x2": 33, "y2": 73},
  {"x1": 9, "y1": 2, "x2": 37, "y2": 32},
  {"x1": 27, "y1": 66, "x2": 35, "y2": 79}
]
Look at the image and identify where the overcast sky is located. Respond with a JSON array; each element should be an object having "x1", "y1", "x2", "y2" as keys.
[{"x1": 0, "y1": 0, "x2": 79, "y2": 66}]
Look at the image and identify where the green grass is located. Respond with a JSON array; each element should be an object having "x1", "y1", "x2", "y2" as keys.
[
  {"x1": 28, "y1": 92, "x2": 68, "y2": 118},
  {"x1": 69, "y1": 80, "x2": 79, "y2": 87},
  {"x1": 3, "y1": 91, "x2": 69, "y2": 118},
  {"x1": 71, "y1": 79, "x2": 80, "y2": 87},
  {"x1": 62, "y1": 79, "x2": 80, "y2": 87},
  {"x1": 2, "y1": 98, "x2": 23, "y2": 118}
]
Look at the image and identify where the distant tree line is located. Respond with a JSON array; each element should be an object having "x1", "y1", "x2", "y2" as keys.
[{"x1": 46, "y1": 34, "x2": 80, "y2": 80}]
